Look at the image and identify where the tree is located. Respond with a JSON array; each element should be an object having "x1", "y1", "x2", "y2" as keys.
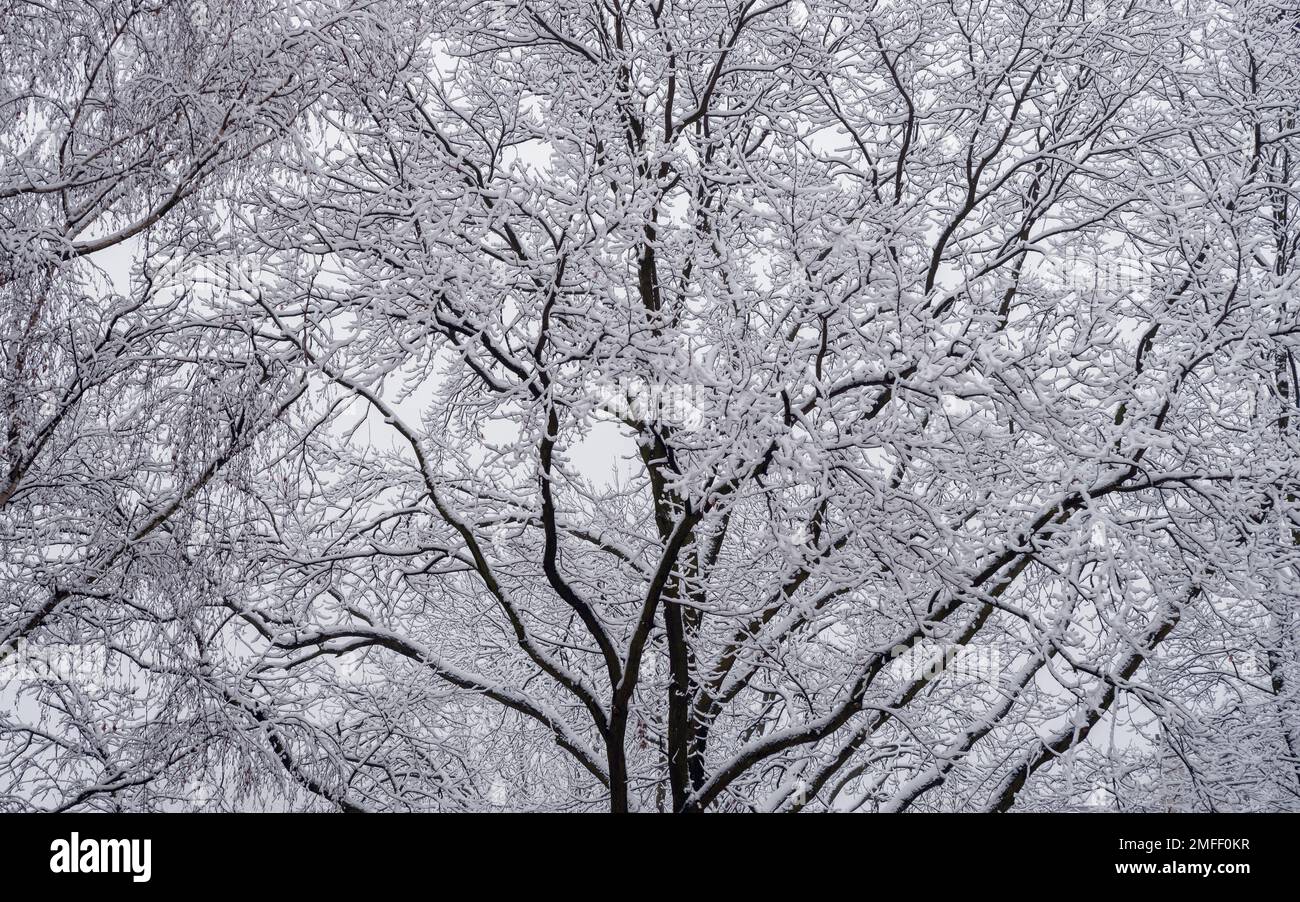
[{"x1": 2, "y1": 0, "x2": 1299, "y2": 812}]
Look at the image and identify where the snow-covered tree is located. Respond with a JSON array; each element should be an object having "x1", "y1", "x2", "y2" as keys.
[{"x1": 3, "y1": 0, "x2": 1299, "y2": 812}]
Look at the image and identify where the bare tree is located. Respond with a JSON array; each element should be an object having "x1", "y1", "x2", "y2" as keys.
[{"x1": 3, "y1": 0, "x2": 1299, "y2": 812}]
